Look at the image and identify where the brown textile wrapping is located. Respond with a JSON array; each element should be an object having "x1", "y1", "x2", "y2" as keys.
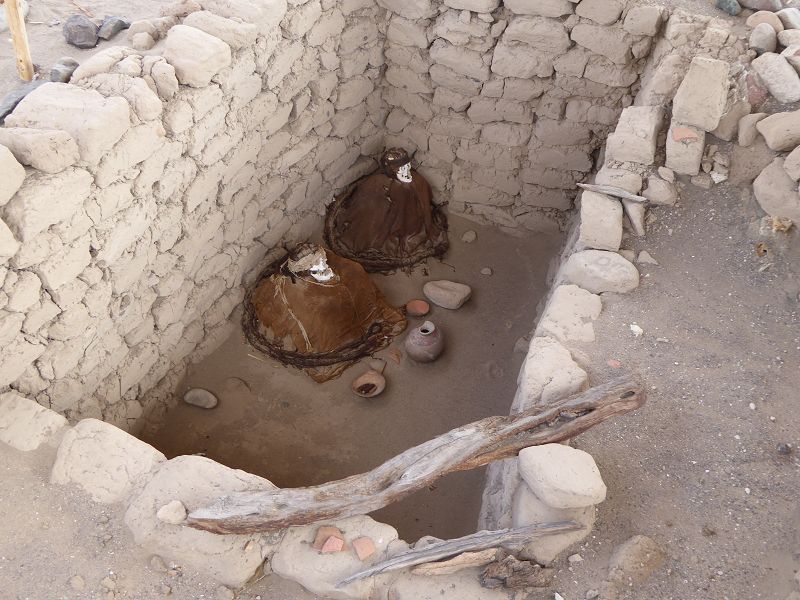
[
  {"x1": 324, "y1": 169, "x2": 449, "y2": 273},
  {"x1": 244, "y1": 250, "x2": 407, "y2": 383}
]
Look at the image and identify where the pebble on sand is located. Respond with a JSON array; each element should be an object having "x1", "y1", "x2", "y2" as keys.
[
  {"x1": 156, "y1": 500, "x2": 187, "y2": 524},
  {"x1": 97, "y1": 16, "x2": 131, "y2": 41},
  {"x1": 716, "y1": 0, "x2": 742, "y2": 16},
  {"x1": 461, "y1": 230, "x2": 477, "y2": 243},
  {"x1": 183, "y1": 388, "x2": 218, "y2": 408},
  {"x1": 405, "y1": 299, "x2": 430, "y2": 317},
  {"x1": 480, "y1": 267, "x2": 493, "y2": 276},
  {"x1": 423, "y1": 280, "x2": 472, "y2": 309}
]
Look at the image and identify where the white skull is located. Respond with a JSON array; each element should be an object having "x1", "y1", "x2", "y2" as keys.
[
  {"x1": 396, "y1": 162, "x2": 412, "y2": 183},
  {"x1": 308, "y1": 255, "x2": 334, "y2": 282}
]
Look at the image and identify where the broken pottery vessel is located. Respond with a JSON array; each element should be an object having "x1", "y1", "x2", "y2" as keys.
[{"x1": 404, "y1": 320, "x2": 444, "y2": 363}]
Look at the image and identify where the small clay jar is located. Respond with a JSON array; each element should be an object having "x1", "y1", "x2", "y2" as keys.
[{"x1": 404, "y1": 320, "x2": 444, "y2": 363}]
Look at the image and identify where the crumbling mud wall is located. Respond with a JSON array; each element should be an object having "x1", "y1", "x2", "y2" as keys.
[
  {"x1": 0, "y1": 0, "x2": 388, "y2": 430},
  {"x1": 377, "y1": 0, "x2": 669, "y2": 232}
]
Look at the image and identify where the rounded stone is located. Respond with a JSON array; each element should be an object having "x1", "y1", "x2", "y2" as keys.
[
  {"x1": 183, "y1": 388, "x2": 218, "y2": 409},
  {"x1": 643, "y1": 176, "x2": 678, "y2": 206},
  {"x1": 518, "y1": 443, "x2": 607, "y2": 509},
  {"x1": 423, "y1": 280, "x2": 472, "y2": 309},
  {"x1": 562, "y1": 250, "x2": 639, "y2": 294},
  {"x1": 746, "y1": 10, "x2": 784, "y2": 32},
  {"x1": 716, "y1": 0, "x2": 742, "y2": 16},
  {"x1": 750, "y1": 22, "x2": 778, "y2": 54},
  {"x1": 461, "y1": 229, "x2": 477, "y2": 243}
]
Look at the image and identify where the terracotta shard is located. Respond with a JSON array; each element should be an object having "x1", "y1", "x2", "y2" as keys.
[
  {"x1": 313, "y1": 526, "x2": 344, "y2": 550},
  {"x1": 321, "y1": 535, "x2": 345, "y2": 553},
  {"x1": 352, "y1": 536, "x2": 376, "y2": 561}
]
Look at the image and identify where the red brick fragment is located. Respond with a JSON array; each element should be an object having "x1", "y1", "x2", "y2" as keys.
[
  {"x1": 313, "y1": 526, "x2": 343, "y2": 550},
  {"x1": 352, "y1": 536, "x2": 376, "y2": 561}
]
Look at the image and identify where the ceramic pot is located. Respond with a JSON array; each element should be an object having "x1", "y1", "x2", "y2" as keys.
[
  {"x1": 351, "y1": 370, "x2": 386, "y2": 398},
  {"x1": 404, "y1": 320, "x2": 444, "y2": 363}
]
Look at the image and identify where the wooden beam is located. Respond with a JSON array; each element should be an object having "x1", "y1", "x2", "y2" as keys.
[
  {"x1": 337, "y1": 521, "x2": 582, "y2": 587},
  {"x1": 186, "y1": 375, "x2": 645, "y2": 534},
  {"x1": 3, "y1": 0, "x2": 34, "y2": 82}
]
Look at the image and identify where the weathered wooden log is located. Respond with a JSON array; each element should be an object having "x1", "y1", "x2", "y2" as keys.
[
  {"x1": 337, "y1": 521, "x2": 581, "y2": 587},
  {"x1": 187, "y1": 375, "x2": 645, "y2": 534},
  {"x1": 3, "y1": 0, "x2": 34, "y2": 81},
  {"x1": 578, "y1": 183, "x2": 648, "y2": 203}
]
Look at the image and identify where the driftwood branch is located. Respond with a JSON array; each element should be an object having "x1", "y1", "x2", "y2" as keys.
[
  {"x1": 336, "y1": 521, "x2": 582, "y2": 587},
  {"x1": 578, "y1": 183, "x2": 648, "y2": 203},
  {"x1": 187, "y1": 375, "x2": 645, "y2": 534}
]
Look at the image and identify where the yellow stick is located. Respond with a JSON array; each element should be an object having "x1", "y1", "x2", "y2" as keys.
[{"x1": 3, "y1": 0, "x2": 34, "y2": 82}]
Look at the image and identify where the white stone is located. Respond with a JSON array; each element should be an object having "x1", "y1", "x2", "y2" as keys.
[
  {"x1": 672, "y1": 57, "x2": 729, "y2": 131},
  {"x1": 750, "y1": 22, "x2": 777, "y2": 54},
  {"x1": 577, "y1": 191, "x2": 622, "y2": 252},
  {"x1": 518, "y1": 444, "x2": 607, "y2": 508},
  {"x1": 375, "y1": 0, "x2": 434, "y2": 19},
  {"x1": 0, "y1": 335, "x2": 44, "y2": 387},
  {"x1": 513, "y1": 337, "x2": 587, "y2": 411},
  {"x1": 512, "y1": 483, "x2": 595, "y2": 565},
  {"x1": 164, "y1": 25, "x2": 232, "y2": 87},
  {"x1": 0, "y1": 129, "x2": 79, "y2": 174},
  {"x1": 271, "y1": 516, "x2": 399, "y2": 600},
  {"x1": 623, "y1": 5, "x2": 664, "y2": 36},
  {"x1": 423, "y1": 280, "x2": 472, "y2": 309},
  {"x1": 282, "y1": 0, "x2": 322, "y2": 38},
  {"x1": 156, "y1": 499, "x2": 187, "y2": 524},
  {"x1": 753, "y1": 157, "x2": 800, "y2": 222},
  {"x1": 430, "y1": 40, "x2": 490, "y2": 81},
  {"x1": 5, "y1": 83, "x2": 130, "y2": 164},
  {"x1": 738, "y1": 113, "x2": 768, "y2": 147},
  {"x1": 6, "y1": 270, "x2": 41, "y2": 312},
  {"x1": 201, "y1": 0, "x2": 287, "y2": 32},
  {"x1": 442, "y1": 0, "x2": 498, "y2": 11},
  {"x1": 183, "y1": 388, "x2": 219, "y2": 408},
  {"x1": 503, "y1": 16, "x2": 571, "y2": 53},
  {"x1": 51, "y1": 419, "x2": 165, "y2": 503},
  {"x1": 604, "y1": 106, "x2": 664, "y2": 166},
  {"x1": 643, "y1": 176, "x2": 678, "y2": 206},
  {"x1": 576, "y1": 0, "x2": 623, "y2": 25},
  {"x1": 491, "y1": 39, "x2": 554, "y2": 79},
  {"x1": 756, "y1": 110, "x2": 800, "y2": 150},
  {"x1": 125, "y1": 455, "x2": 276, "y2": 587},
  {"x1": 570, "y1": 24, "x2": 631, "y2": 65},
  {"x1": 33, "y1": 237, "x2": 91, "y2": 290},
  {"x1": 561, "y1": 250, "x2": 640, "y2": 294},
  {"x1": 535, "y1": 285, "x2": 602, "y2": 344},
  {"x1": 751, "y1": 53, "x2": 800, "y2": 104},
  {"x1": 2, "y1": 168, "x2": 92, "y2": 242},
  {"x1": 0, "y1": 391, "x2": 68, "y2": 451},
  {"x1": 594, "y1": 168, "x2": 642, "y2": 194}
]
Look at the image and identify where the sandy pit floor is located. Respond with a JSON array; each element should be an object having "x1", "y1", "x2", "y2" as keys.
[{"x1": 141, "y1": 215, "x2": 564, "y2": 543}]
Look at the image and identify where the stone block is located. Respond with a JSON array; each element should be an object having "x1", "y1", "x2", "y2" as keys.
[
  {"x1": 125, "y1": 455, "x2": 277, "y2": 587},
  {"x1": 576, "y1": 191, "x2": 622, "y2": 252},
  {"x1": 201, "y1": 0, "x2": 287, "y2": 32},
  {"x1": 504, "y1": 0, "x2": 572, "y2": 17},
  {"x1": 6, "y1": 270, "x2": 41, "y2": 312},
  {"x1": 503, "y1": 16, "x2": 571, "y2": 53},
  {"x1": 430, "y1": 40, "x2": 490, "y2": 81},
  {"x1": 442, "y1": 0, "x2": 499, "y2": 11},
  {"x1": 751, "y1": 52, "x2": 800, "y2": 104},
  {"x1": 753, "y1": 157, "x2": 800, "y2": 221},
  {"x1": 81, "y1": 73, "x2": 163, "y2": 122},
  {"x1": 534, "y1": 146, "x2": 592, "y2": 172},
  {"x1": 535, "y1": 284, "x2": 602, "y2": 344},
  {"x1": 594, "y1": 167, "x2": 642, "y2": 193},
  {"x1": 665, "y1": 121, "x2": 705, "y2": 176},
  {"x1": 307, "y1": 9, "x2": 345, "y2": 46},
  {"x1": 5, "y1": 82, "x2": 130, "y2": 164},
  {"x1": 518, "y1": 443, "x2": 607, "y2": 508},
  {"x1": 387, "y1": 16, "x2": 428, "y2": 48},
  {"x1": 513, "y1": 337, "x2": 587, "y2": 411},
  {"x1": 532, "y1": 118, "x2": 591, "y2": 146},
  {"x1": 712, "y1": 99, "x2": 751, "y2": 142},
  {"x1": 0, "y1": 218, "x2": 20, "y2": 262},
  {"x1": 375, "y1": 0, "x2": 434, "y2": 19},
  {"x1": 336, "y1": 77, "x2": 374, "y2": 109},
  {"x1": 429, "y1": 64, "x2": 483, "y2": 96},
  {"x1": 482, "y1": 122, "x2": 531, "y2": 146},
  {"x1": 561, "y1": 249, "x2": 639, "y2": 294},
  {"x1": 0, "y1": 128, "x2": 79, "y2": 174},
  {"x1": 604, "y1": 106, "x2": 664, "y2": 166},
  {"x1": 271, "y1": 516, "x2": 399, "y2": 599},
  {"x1": 0, "y1": 144, "x2": 25, "y2": 207},
  {"x1": 623, "y1": 5, "x2": 664, "y2": 35},
  {"x1": 570, "y1": 24, "x2": 631, "y2": 65},
  {"x1": 163, "y1": 25, "x2": 232, "y2": 87},
  {"x1": 2, "y1": 168, "x2": 92, "y2": 242},
  {"x1": 339, "y1": 21, "x2": 379, "y2": 54},
  {"x1": 583, "y1": 56, "x2": 638, "y2": 88},
  {"x1": 0, "y1": 335, "x2": 44, "y2": 387},
  {"x1": 0, "y1": 391, "x2": 68, "y2": 451},
  {"x1": 491, "y1": 39, "x2": 554, "y2": 79},
  {"x1": 576, "y1": 0, "x2": 623, "y2": 25},
  {"x1": 51, "y1": 418, "x2": 165, "y2": 502},
  {"x1": 385, "y1": 66, "x2": 432, "y2": 94},
  {"x1": 183, "y1": 10, "x2": 257, "y2": 48},
  {"x1": 282, "y1": 0, "x2": 322, "y2": 38},
  {"x1": 512, "y1": 483, "x2": 595, "y2": 565},
  {"x1": 672, "y1": 57, "x2": 730, "y2": 131},
  {"x1": 756, "y1": 109, "x2": 800, "y2": 150}
]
